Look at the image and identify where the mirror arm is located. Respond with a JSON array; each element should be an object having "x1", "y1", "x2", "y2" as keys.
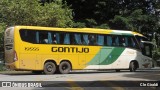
[{"x1": 141, "y1": 41, "x2": 157, "y2": 48}]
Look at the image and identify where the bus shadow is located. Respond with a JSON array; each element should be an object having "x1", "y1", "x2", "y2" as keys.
[
  {"x1": 1, "y1": 69, "x2": 155, "y2": 76},
  {"x1": 70, "y1": 70, "x2": 128, "y2": 74},
  {"x1": 0, "y1": 71, "x2": 35, "y2": 75},
  {"x1": 0, "y1": 70, "x2": 130, "y2": 75}
]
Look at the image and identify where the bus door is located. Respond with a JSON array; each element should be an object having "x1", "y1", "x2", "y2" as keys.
[{"x1": 141, "y1": 42, "x2": 153, "y2": 68}]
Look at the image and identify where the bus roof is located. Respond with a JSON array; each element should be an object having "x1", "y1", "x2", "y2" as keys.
[{"x1": 13, "y1": 26, "x2": 143, "y2": 36}]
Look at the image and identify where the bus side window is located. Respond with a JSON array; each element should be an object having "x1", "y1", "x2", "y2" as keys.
[
  {"x1": 124, "y1": 37, "x2": 129, "y2": 47},
  {"x1": 36, "y1": 31, "x2": 39, "y2": 43},
  {"x1": 126, "y1": 36, "x2": 139, "y2": 49},
  {"x1": 39, "y1": 31, "x2": 48, "y2": 44},
  {"x1": 19, "y1": 29, "x2": 37, "y2": 44},
  {"x1": 119, "y1": 36, "x2": 125, "y2": 46},
  {"x1": 70, "y1": 33, "x2": 75, "y2": 45},
  {"x1": 74, "y1": 34, "x2": 82, "y2": 45},
  {"x1": 112, "y1": 36, "x2": 119, "y2": 46},
  {"x1": 107, "y1": 36, "x2": 112, "y2": 46},
  {"x1": 127, "y1": 37, "x2": 133, "y2": 48},
  {"x1": 51, "y1": 32, "x2": 59, "y2": 44},
  {"x1": 97, "y1": 35, "x2": 104, "y2": 45},
  {"x1": 63, "y1": 33, "x2": 70, "y2": 44},
  {"x1": 82, "y1": 34, "x2": 89, "y2": 45},
  {"x1": 89, "y1": 35, "x2": 97, "y2": 45},
  {"x1": 52, "y1": 33, "x2": 57, "y2": 44},
  {"x1": 104, "y1": 36, "x2": 107, "y2": 46},
  {"x1": 59, "y1": 33, "x2": 64, "y2": 44},
  {"x1": 115, "y1": 36, "x2": 119, "y2": 46}
]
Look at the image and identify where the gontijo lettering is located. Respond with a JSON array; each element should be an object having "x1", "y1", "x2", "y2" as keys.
[{"x1": 51, "y1": 47, "x2": 89, "y2": 53}]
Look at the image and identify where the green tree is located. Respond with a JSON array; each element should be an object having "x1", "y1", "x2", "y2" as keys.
[
  {"x1": 0, "y1": 23, "x2": 6, "y2": 50},
  {"x1": 0, "y1": 0, "x2": 73, "y2": 27},
  {"x1": 0, "y1": 0, "x2": 73, "y2": 55},
  {"x1": 110, "y1": 9, "x2": 157, "y2": 33},
  {"x1": 110, "y1": 15, "x2": 130, "y2": 30},
  {"x1": 65, "y1": 0, "x2": 159, "y2": 32}
]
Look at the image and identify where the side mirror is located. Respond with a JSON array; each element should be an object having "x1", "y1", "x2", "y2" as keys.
[{"x1": 144, "y1": 45, "x2": 151, "y2": 56}]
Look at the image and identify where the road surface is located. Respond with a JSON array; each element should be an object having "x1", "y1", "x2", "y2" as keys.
[{"x1": 0, "y1": 69, "x2": 159, "y2": 90}]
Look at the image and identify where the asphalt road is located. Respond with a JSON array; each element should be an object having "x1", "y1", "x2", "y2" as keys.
[{"x1": 0, "y1": 69, "x2": 159, "y2": 90}]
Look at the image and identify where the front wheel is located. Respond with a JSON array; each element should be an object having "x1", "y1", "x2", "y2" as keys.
[
  {"x1": 58, "y1": 61, "x2": 71, "y2": 74},
  {"x1": 44, "y1": 62, "x2": 56, "y2": 74},
  {"x1": 129, "y1": 62, "x2": 136, "y2": 72}
]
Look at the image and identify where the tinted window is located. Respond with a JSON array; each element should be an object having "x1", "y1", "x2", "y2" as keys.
[
  {"x1": 51, "y1": 32, "x2": 60, "y2": 44},
  {"x1": 107, "y1": 36, "x2": 112, "y2": 46},
  {"x1": 126, "y1": 36, "x2": 139, "y2": 49},
  {"x1": 39, "y1": 31, "x2": 49, "y2": 44},
  {"x1": 74, "y1": 33, "x2": 82, "y2": 44},
  {"x1": 82, "y1": 34, "x2": 89, "y2": 45},
  {"x1": 97, "y1": 35, "x2": 104, "y2": 45},
  {"x1": 136, "y1": 36, "x2": 148, "y2": 44},
  {"x1": 19, "y1": 29, "x2": 140, "y2": 49},
  {"x1": 20, "y1": 30, "x2": 37, "y2": 44},
  {"x1": 64, "y1": 33, "x2": 70, "y2": 44},
  {"x1": 89, "y1": 35, "x2": 97, "y2": 45}
]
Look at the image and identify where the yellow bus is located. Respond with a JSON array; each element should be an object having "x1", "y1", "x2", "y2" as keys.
[{"x1": 4, "y1": 26, "x2": 153, "y2": 74}]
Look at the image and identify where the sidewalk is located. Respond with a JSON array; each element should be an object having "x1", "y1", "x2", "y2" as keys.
[
  {"x1": 138, "y1": 67, "x2": 160, "y2": 70},
  {"x1": 151, "y1": 67, "x2": 160, "y2": 69}
]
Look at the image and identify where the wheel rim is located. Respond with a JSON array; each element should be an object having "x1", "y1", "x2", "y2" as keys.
[
  {"x1": 47, "y1": 64, "x2": 53, "y2": 72},
  {"x1": 62, "y1": 64, "x2": 68, "y2": 71},
  {"x1": 59, "y1": 62, "x2": 71, "y2": 74}
]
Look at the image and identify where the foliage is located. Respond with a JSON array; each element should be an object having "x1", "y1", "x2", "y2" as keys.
[
  {"x1": 65, "y1": 0, "x2": 159, "y2": 33},
  {"x1": 110, "y1": 15, "x2": 130, "y2": 30},
  {"x1": 0, "y1": 63, "x2": 4, "y2": 71},
  {"x1": 73, "y1": 22, "x2": 86, "y2": 28},
  {"x1": 0, "y1": 0, "x2": 73, "y2": 27},
  {"x1": 110, "y1": 9, "x2": 156, "y2": 32},
  {"x1": 0, "y1": 0, "x2": 74, "y2": 63},
  {"x1": 95, "y1": 24, "x2": 110, "y2": 29},
  {"x1": 0, "y1": 23, "x2": 6, "y2": 52}
]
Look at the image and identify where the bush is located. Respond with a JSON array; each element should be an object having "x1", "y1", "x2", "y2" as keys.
[
  {"x1": 0, "y1": 63, "x2": 4, "y2": 71},
  {"x1": 0, "y1": 23, "x2": 6, "y2": 53},
  {"x1": 0, "y1": 52, "x2": 4, "y2": 71}
]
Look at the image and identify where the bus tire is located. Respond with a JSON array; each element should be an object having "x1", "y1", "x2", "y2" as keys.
[
  {"x1": 59, "y1": 61, "x2": 71, "y2": 74},
  {"x1": 44, "y1": 62, "x2": 56, "y2": 74},
  {"x1": 129, "y1": 62, "x2": 136, "y2": 72}
]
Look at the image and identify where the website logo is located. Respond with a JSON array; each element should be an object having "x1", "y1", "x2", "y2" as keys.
[{"x1": 2, "y1": 82, "x2": 11, "y2": 87}]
